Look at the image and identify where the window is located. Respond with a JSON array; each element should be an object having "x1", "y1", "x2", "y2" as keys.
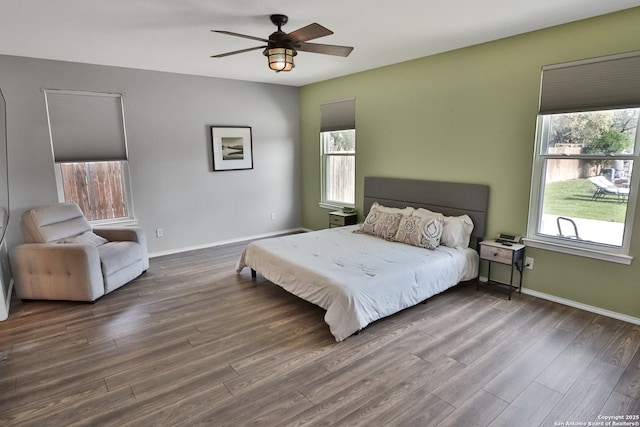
[
  {"x1": 526, "y1": 52, "x2": 640, "y2": 264},
  {"x1": 321, "y1": 130, "x2": 356, "y2": 206},
  {"x1": 45, "y1": 90, "x2": 135, "y2": 224},
  {"x1": 320, "y1": 98, "x2": 356, "y2": 208}
]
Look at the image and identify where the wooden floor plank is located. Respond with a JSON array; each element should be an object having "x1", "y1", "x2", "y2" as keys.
[
  {"x1": 329, "y1": 357, "x2": 463, "y2": 427},
  {"x1": 412, "y1": 307, "x2": 508, "y2": 363},
  {"x1": 615, "y1": 348, "x2": 640, "y2": 400},
  {"x1": 555, "y1": 305, "x2": 599, "y2": 335},
  {"x1": 96, "y1": 382, "x2": 233, "y2": 427},
  {"x1": 488, "y1": 382, "x2": 564, "y2": 427},
  {"x1": 284, "y1": 354, "x2": 429, "y2": 427},
  {"x1": 432, "y1": 328, "x2": 534, "y2": 408},
  {"x1": 597, "y1": 322, "x2": 640, "y2": 368},
  {"x1": 0, "y1": 379, "x2": 108, "y2": 426},
  {"x1": 437, "y1": 389, "x2": 508, "y2": 427},
  {"x1": 600, "y1": 391, "x2": 640, "y2": 420},
  {"x1": 542, "y1": 358, "x2": 625, "y2": 425},
  {"x1": 371, "y1": 390, "x2": 454, "y2": 427},
  {"x1": 24, "y1": 385, "x2": 136, "y2": 427},
  {"x1": 536, "y1": 315, "x2": 624, "y2": 394},
  {"x1": 482, "y1": 327, "x2": 576, "y2": 403}
]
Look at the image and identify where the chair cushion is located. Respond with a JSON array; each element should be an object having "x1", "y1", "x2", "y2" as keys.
[
  {"x1": 98, "y1": 241, "x2": 142, "y2": 277},
  {"x1": 22, "y1": 203, "x2": 92, "y2": 243}
]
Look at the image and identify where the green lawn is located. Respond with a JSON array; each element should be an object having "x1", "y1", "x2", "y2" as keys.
[{"x1": 542, "y1": 178, "x2": 627, "y2": 223}]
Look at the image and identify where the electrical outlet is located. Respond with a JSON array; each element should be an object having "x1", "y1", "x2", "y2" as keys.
[
  {"x1": 525, "y1": 256, "x2": 534, "y2": 269},
  {"x1": 271, "y1": 213, "x2": 276, "y2": 221},
  {"x1": 156, "y1": 228, "x2": 164, "y2": 238}
]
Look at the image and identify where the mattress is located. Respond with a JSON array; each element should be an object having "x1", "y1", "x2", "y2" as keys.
[{"x1": 236, "y1": 225, "x2": 479, "y2": 342}]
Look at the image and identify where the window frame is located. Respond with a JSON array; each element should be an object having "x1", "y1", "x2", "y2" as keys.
[
  {"x1": 319, "y1": 129, "x2": 356, "y2": 209},
  {"x1": 45, "y1": 89, "x2": 136, "y2": 225},
  {"x1": 525, "y1": 113, "x2": 639, "y2": 265}
]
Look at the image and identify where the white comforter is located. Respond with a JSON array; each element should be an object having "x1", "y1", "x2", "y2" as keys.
[{"x1": 236, "y1": 225, "x2": 479, "y2": 342}]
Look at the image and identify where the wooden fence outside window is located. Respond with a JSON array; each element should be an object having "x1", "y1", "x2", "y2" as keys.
[{"x1": 60, "y1": 161, "x2": 127, "y2": 221}]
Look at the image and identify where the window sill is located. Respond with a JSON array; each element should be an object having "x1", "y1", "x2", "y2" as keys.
[
  {"x1": 523, "y1": 237, "x2": 632, "y2": 265},
  {"x1": 91, "y1": 218, "x2": 138, "y2": 228},
  {"x1": 318, "y1": 202, "x2": 354, "y2": 210}
]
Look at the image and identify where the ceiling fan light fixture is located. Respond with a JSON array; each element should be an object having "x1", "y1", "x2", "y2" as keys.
[{"x1": 265, "y1": 47, "x2": 296, "y2": 72}]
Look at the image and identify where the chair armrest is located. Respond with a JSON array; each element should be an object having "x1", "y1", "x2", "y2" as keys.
[
  {"x1": 10, "y1": 244, "x2": 105, "y2": 301},
  {"x1": 93, "y1": 227, "x2": 145, "y2": 243},
  {"x1": 93, "y1": 227, "x2": 149, "y2": 270}
]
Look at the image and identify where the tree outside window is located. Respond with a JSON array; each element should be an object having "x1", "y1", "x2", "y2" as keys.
[{"x1": 321, "y1": 129, "x2": 355, "y2": 206}]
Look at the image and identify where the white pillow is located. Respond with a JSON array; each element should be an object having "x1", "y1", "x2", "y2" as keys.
[
  {"x1": 369, "y1": 202, "x2": 415, "y2": 216},
  {"x1": 441, "y1": 214, "x2": 474, "y2": 249},
  {"x1": 412, "y1": 208, "x2": 443, "y2": 220}
]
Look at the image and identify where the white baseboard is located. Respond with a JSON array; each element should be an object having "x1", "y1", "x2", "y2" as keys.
[
  {"x1": 148, "y1": 228, "x2": 304, "y2": 258},
  {"x1": 479, "y1": 275, "x2": 640, "y2": 325}
]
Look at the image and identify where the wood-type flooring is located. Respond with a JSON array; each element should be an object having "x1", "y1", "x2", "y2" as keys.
[{"x1": 1, "y1": 241, "x2": 639, "y2": 426}]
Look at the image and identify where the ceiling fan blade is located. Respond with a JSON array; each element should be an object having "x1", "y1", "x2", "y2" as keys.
[
  {"x1": 287, "y1": 23, "x2": 333, "y2": 42},
  {"x1": 211, "y1": 30, "x2": 269, "y2": 43},
  {"x1": 296, "y1": 42, "x2": 354, "y2": 57},
  {"x1": 211, "y1": 46, "x2": 266, "y2": 58}
]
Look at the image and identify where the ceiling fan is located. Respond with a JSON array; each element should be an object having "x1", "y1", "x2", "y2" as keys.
[{"x1": 211, "y1": 14, "x2": 354, "y2": 72}]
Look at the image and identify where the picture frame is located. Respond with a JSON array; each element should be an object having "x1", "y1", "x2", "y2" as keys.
[{"x1": 210, "y1": 126, "x2": 253, "y2": 171}]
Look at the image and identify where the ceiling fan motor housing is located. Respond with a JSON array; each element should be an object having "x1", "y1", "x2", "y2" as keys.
[{"x1": 266, "y1": 14, "x2": 296, "y2": 50}]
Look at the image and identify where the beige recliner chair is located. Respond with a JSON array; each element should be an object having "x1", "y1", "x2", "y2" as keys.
[{"x1": 10, "y1": 203, "x2": 148, "y2": 301}]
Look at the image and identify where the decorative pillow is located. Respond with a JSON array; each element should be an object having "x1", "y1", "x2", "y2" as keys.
[
  {"x1": 55, "y1": 231, "x2": 108, "y2": 246},
  {"x1": 441, "y1": 214, "x2": 474, "y2": 249},
  {"x1": 394, "y1": 215, "x2": 444, "y2": 249},
  {"x1": 76, "y1": 231, "x2": 109, "y2": 246},
  {"x1": 354, "y1": 210, "x2": 403, "y2": 241}
]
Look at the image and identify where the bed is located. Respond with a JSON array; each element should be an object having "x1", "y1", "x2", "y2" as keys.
[{"x1": 236, "y1": 177, "x2": 489, "y2": 342}]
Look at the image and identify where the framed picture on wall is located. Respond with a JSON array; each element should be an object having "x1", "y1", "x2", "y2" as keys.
[{"x1": 210, "y1": 126, "x2": 253, "y2": 171}]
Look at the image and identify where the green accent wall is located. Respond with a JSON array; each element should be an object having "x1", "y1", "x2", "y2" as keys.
[{"x1": 299, "y1": 7, "x2": 640, "y2": 319}]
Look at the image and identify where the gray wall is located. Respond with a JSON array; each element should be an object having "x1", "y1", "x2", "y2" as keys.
[{"x1": 1, "y1": 55, "x2": 301, "y2": 255}]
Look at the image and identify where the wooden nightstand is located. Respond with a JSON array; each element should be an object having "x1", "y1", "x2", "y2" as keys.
[
  {"x1": 478, "y1": 240, "x2": 525, "y2": 299},
  {"x1": 329, "y1": 211, "x2": 357, "y2": 228}
]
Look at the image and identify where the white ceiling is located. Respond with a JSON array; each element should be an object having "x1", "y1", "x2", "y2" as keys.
[{"x1": 0, "y1": 0, "x2": 638, "y2": 87}]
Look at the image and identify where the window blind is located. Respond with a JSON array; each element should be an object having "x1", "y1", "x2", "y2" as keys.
[
  {"x1": 45, "y1": 90, "x2": 128, "y2": 162},
  {"x1": 321, "y1": 98, "x2": 356, "y2": 132},
  {"x1": 539, "y1": 51, "x2": 640, "y2": 115}
]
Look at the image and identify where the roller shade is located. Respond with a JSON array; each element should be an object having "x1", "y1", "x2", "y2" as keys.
[
  {"x1": 45, "y1": 90, "x2": 128, "y2": 162},
  {"x1": 539, "y1": 51, "x2": 640, "y2": 114},
  {"x1": 321, "y1": 98, "x2": 355, "y2": 132}
]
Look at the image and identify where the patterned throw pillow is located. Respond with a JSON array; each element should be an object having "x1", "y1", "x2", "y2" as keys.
[
  {"x1": 393, "y1": 215, "x2": 444, "y2": 249},
  {"x1": 412, "y1": 209, "x2": 474, "y2": 249},
  {"x1": 355, "y1": 210, "x2": 403, "y2": 241}
]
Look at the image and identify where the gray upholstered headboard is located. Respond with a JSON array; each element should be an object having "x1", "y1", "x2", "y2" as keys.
[{"x1": 363, "y1": 177, "x2": 489, "y2": 239}]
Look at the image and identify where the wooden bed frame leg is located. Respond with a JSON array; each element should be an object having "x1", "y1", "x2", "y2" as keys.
[{"x1": 251, "y1": 269, "x2": 256, "y2": 279}]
